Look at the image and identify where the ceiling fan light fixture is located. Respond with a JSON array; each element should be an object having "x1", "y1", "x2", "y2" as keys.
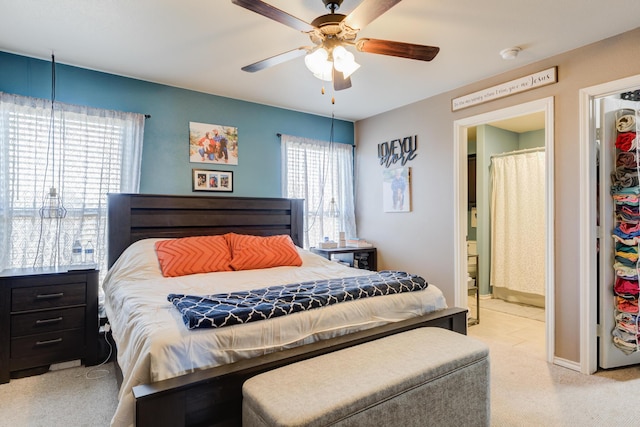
[
  {"x1": 306, "y1": 48, "x2": 333, "y2": 81},
  {"x1": 338, "y1": 60, "x2": 360, "y2": 78},
  {"x1": 305, "y1": 48, "x2": 329, "y2": 74},
  {"x1": 313, "y1": 66, "x2": 333, "y2": 82},
  {"x1": 332, "y1": 45, "x2": 348, "y2": 62},
  {"x1": 332, "y1": 45, "x2": 360, "y2": 78},
  {"x1": 306, "y1": 44, "x2": 359, "y2": 82}
]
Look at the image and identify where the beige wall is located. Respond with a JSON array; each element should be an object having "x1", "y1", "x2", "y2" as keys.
[{"x1": 354, "y1": 27, "x2": 640, "y2": 364}]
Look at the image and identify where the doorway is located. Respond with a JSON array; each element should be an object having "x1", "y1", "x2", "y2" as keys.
[
  {"x1": 579, "y1": 74, "x2": 640, "y2": 374},
  {"x1": 453, "y1": 97, "x2": 555, "y2": 364}
]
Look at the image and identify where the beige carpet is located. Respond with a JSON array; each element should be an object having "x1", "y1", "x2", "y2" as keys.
[
  {"x1": 480, "y1": 333, "x2": 640, "y2": 426},
  {"x1": 0, "y1": 362, "x2": 118, "y2": 426},
  {"x1": 469, "y1": 305, "x2": 640, "y2": 426},
  {"x1": 2, "y1": 311, "x2": 640, "y2": 426}
]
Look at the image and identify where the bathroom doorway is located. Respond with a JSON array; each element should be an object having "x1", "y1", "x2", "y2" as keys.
[{"x1": 453, "y1": 97, "x2": 555, "y2": 364}]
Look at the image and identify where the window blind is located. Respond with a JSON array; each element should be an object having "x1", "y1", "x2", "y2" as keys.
[
  {"x1": 281, "y1": 134, "x2": 356, "y2": 248},
  {"x1": 0, "y1": 92, "x2": 144, "y2": 277}
]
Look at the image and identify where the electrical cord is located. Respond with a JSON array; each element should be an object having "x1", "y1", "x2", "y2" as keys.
[{"x1": 83, "y1": 323, "x2": 113, "y2": 380}]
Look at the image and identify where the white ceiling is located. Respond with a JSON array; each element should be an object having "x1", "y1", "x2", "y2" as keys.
[
  {"x1": 466, "y1": 111, "x2": 546, "y2": 141},
  {"x1": 1, "y1": 0, "x2": 639, "y2": 122},
  {"x1": 489, "y1": 112, "x2": 546, "y2": 134}
]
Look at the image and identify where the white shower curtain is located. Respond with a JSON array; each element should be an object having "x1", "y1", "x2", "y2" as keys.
[{"x1": 490, "y1": 150, "x2": 545, "y2": 297}]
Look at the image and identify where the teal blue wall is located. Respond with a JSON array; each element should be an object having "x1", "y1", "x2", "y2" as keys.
[
  {"x1": 0, "y1": 51, "x2": 354, "y2": 197},
  {"x1": 519, "y1": 129, "x2": 545, "y2": 150}
]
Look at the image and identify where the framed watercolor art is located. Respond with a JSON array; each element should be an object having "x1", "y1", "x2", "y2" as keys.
[{"x1": 383, "y1": 166, "x2": 411, "y2": 212}]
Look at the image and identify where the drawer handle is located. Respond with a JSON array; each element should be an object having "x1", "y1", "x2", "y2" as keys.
[
  {"x1": 36, "y1": 292, "x2": 64, "y2": 299},
  {"x1": 35, "y1": 338, "x2": 63, "y2": 346},
  {"x1": 35, "y1": 317, "x2": 63, "y2": 325}
]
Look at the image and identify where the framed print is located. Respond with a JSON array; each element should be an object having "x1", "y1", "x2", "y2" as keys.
[
  {"x1": 192, "y1": 169, "x2": 234, "y2": 192},
  {"x1": 189, "y1": 121, "x2": 239, "y2": 165},
  {"x1": 383, "y1": 166, "x2": 411, "y2": 212}
]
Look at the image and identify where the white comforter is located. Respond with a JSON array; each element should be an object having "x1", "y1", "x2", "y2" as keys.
[{"x1": 103, "y1": 239, "x2": 448, "y2": 426}]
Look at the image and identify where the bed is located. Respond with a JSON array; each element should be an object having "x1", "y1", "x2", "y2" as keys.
[{"x1": 105, "y1": 193, "x2": 467, "y2": 427}]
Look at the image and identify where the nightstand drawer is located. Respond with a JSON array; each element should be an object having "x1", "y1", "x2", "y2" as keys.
[
  {"x1": 11, "y1": 329, "x2": 85, "y2": 359},
  {"x1": 11, "y1": 307, "x2": 85, "y2": 337},
  {"x1": 11, "y1": 283, "x2": 86, "y2": 312}
]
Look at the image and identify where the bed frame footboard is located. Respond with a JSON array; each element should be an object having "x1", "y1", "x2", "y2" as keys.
[{"x1": 132, "y1": 307, "x2": 467, "y2": 427}]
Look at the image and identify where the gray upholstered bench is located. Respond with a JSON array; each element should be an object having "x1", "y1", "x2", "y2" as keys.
[{"x1": 242, "y1": 327, "x2": 490, "y2": 427}]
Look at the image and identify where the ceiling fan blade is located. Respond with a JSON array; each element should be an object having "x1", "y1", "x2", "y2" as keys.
[
  {"x1": 333, "y1": 68, "x2": 352, "y2": 91},
  {"x1": 241, "y1": 47, "x2": 308, "y2": 72},
  {"x1": 356, "y1": 38, "x2": 440, "y2": 61},
  {"x1": 343, "y1": 0, "x2": 403, "y2": 31},
  {"x1": 232, "y1": 0, "x2": 315, "y2": 32}
]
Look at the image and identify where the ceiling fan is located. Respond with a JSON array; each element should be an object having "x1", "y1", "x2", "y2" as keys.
[{"x1": 232, "y1": 0, "x2": 440, "y2": 91}]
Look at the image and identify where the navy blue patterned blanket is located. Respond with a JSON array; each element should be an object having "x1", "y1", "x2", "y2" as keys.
[{"x1": 167, "y1": 270, "x2": 429, "y2": 330}]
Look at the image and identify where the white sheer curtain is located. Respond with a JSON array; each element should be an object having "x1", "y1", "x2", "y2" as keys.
[
  {"x1": 490, "y1": 150, "x2": 545, "y2": 296},
  {"x1": 0, "y1": 92, "x2": 144, "y2": 274},
  {"x1": 281, "y1": 134, "x2": 356, "y2": 248}
]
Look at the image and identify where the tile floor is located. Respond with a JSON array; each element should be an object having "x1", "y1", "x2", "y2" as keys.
[{"x1": 467, "y1": 296, "x2": 547, "y2": 360}]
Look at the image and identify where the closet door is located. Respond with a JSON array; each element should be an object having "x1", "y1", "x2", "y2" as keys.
[{"x1": 598, "y1": 97, "x2": 640, "y2": 369}]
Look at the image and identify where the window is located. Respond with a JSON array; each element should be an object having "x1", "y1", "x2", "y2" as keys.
[
  {"x1": 281, "y1": 134, "x2": 356, "y2": 248},
  {"x1": 0, "y1": 92, "x2": 144, "y2": 276}
]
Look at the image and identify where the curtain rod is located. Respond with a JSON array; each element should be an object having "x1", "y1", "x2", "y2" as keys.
[
  {"x1": 491, "y1": 146, "x2": 544, "y2": 159},
  {"x1": 144, "y1": 114, "x2": 151, "y2": 119}
]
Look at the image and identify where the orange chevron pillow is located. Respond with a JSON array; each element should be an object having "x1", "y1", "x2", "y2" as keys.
[
  {"x1": 225, "y1": 233, "x2": 302, "y2": 271},
  {"x1": 155, "y1": 235, "x2": 233, "y2": 277}
]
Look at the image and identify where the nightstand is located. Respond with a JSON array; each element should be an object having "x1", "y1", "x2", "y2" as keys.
[
  {"x1": 310, "y1": 247, "x2": 377, "y2": 271},
  {"x1": 0, "y1": 267, "x2": 99, "y2": 383}
]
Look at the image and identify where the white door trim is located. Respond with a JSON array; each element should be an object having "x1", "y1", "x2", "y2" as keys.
[
  {"x1": 579, "y1": 74, "x2": 640, "y2": 374},
  {"x1": 453, "y1": 96, "x2": 555, "y2": 364}
]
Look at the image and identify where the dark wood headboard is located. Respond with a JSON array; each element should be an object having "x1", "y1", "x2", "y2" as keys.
[{"x1": 107, "y1": 194, "x2": 304, "y2": 268}]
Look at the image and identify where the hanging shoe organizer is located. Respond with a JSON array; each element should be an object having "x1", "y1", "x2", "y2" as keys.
[{"x1": 611, "y1": 107, "x2": 640, "y2": 354}]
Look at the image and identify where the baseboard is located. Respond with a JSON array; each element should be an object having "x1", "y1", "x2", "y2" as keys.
[
  {"x1": 50, "y1": 359, "x2": 82, "y2": 371},
  {"x1": 553, "y1": 356, "x2": 581, "y2": 372}
]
